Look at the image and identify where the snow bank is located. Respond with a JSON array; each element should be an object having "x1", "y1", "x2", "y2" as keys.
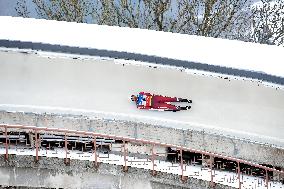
[{"x1": 0, "y1": 16, "x2": 283, "y2": 78}]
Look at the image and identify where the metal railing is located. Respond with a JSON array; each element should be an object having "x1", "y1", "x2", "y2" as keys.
[{"x1": 0, "y1": 124, "x2": 283, "y2": 188}]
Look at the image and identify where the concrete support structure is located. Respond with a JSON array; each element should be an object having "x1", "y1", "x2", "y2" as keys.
[
  {"x1": 1, "y1": 110, "x2": 283, "y2": 169},
  {"x1": 0, "y1": 155, "x2": 236, "y2": 189}
]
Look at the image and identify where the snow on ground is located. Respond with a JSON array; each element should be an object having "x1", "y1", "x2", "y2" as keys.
[
  {"x1": 0, "y1": 147, "x2": 283, "y2": 189},
  {"x1": 0, "y1": 16, "x2": 284, "y2": 78}
]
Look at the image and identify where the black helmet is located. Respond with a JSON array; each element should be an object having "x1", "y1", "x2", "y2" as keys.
[{"x1": 131, "y1": 95, "x2": 137, "y2": 101}]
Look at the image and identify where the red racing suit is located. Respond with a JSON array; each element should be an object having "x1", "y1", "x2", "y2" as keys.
[{"x1": 135, "y1": 92, "x2": 180, "y2": 111}]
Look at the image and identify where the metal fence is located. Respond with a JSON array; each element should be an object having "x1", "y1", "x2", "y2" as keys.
[{"x1": 0, "y1": 124, "x2": 283, "y2": 188}]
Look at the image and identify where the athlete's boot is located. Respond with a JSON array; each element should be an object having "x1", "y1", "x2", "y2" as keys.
[
  {"x1": 179, "y1": 106, "x2": 191, "y2": 110},
  {"x1": 179, "y1": 99, "x2": 192, "y2": 103},
  {"x1": 186, "y1": 99, "x2": 192, "y2": 103}
]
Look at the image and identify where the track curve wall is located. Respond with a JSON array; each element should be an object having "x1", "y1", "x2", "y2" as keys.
[
  {"x1": 0, "y1": 49, "x2": 283, "y2": 148},
  {"x1": 1, "y1": 39, "x2": 283, "y2": 85}
]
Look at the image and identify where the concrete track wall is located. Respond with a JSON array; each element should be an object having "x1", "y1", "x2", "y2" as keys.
[
  {"x1": 1, "y1": 110, "x2": 283, "y2": 168},
  {"x1": 0, "y1": 155, "x2": 232, "y2": 189}
]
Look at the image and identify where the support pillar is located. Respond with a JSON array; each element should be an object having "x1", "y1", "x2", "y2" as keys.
[
  {"x1": 210, "y1": 155, "x2": 215, "y2": 188},
  {"x1": 35, "y1": 129, "x2": 39, "y2": 162},
  {"x1": 93, "y1": 136, "x2": 98, "y2": 169},
  {"x1": 265, "y1": 170, "x2": 269, "y2": 189},
  {"x1": 5, "y1": 126, "x2": 8, "y2": 160},
  {"x1": 237, "y1": 161, "x2": 242, "y2": 189},
  {"x1": 180, "y1": 149, "x2": 187, "y2": 182},
  {"x1": 64, "y1": 133, "x2": 70, "y2": 165},
  {"x1": 151, "y1": 144, "x2": 156, "y2": 176},
  {"x1": 123, "y1": 140, "x2": 128, "y2": 172}
]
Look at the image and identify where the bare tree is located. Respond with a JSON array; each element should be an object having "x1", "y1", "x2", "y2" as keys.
[
  {"x1": 16, "y1": 0, "x2": 250, "y2": 35},
  {"x1": 18, "y1": 0, "x2": 284, "y2": 46},
  {"x1": 16, "y1": 0, "x2": 95, "y2": 23},
  {"x1": 172, "y1": 0, "x2": 252, "y2": 38},
  {"x1": 93, "y1": 0, "x2": 252, "y2": 39},
  {"x1": 250, "y1": 0, "x2": 284, "y2": 46},
  {"x1": 15, "y1": 0, "x2": 30, "y2": 18},
  {"x1": 93, "y1": 0, "x2": 175, "y2": 31}
]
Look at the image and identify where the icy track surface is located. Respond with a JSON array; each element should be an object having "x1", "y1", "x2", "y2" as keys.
[
  {"x1": 0, "y1": 50, "x2": 283, "y2": 148},
  {"x1": 0, "y1": 16, "x2": 284, "y2": 78}
]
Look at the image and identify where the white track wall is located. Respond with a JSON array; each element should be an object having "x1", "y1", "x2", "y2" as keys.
[{"x1": 0, "y1": 50, "x2": 283, "y2": 147}]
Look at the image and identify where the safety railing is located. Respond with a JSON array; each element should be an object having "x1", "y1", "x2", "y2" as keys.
[{"x1": 0, "y1": 124, "x2": 283, "y2": 189}]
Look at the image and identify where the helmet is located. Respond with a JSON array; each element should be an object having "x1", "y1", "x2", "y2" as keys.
[{"x1": 131, "y1": 95, "x2": 137, "y2": 101}]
